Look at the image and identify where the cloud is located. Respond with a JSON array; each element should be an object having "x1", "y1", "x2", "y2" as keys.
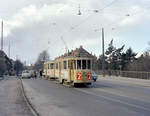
[
  {"x1": 119, "y1": 5, "x2": 149, "y2": 27},
  {"x1": 1, "y1": 0, "x2": 150, "y2": 63}
]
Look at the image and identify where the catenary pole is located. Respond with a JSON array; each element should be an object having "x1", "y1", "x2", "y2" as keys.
[
  {"x1": 1, "y1": 20, "x2": 3, "y2": 51},
  {"x1": 102, "y1": 28, "x2": 105, "y2": 77}
]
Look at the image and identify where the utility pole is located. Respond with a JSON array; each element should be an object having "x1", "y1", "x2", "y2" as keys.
[
  {"x1": 1, "y1": 20, "x2": 3, "y2": 51},
  {"x1": 102, "y1": 28, "x2": 105, "y2": 77}
]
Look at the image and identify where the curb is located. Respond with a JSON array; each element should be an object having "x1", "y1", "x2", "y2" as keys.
[{"x1": 19, "y1": 79, "x2": 40, "y2": 116}]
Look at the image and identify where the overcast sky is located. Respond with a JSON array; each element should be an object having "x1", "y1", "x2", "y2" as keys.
[{"x1": 0, "y1": 0, "x2": 150, "y2": 64}]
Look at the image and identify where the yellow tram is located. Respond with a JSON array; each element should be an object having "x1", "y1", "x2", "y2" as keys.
[
  {"x1": 43, "y1": 60, "x2": 55, "y2": 79},
  {"x1": 43, "y1": 46, "x2": 93, "y2": 86}
]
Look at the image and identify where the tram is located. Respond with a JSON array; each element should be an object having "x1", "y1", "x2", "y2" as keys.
[{"x1": 43, "y1": 46, "x2": 93, "y2": 86}]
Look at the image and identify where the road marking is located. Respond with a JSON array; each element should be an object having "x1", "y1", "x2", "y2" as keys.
[{"x1": 74, "y1": 88, "x2": 150, "y2": 112}]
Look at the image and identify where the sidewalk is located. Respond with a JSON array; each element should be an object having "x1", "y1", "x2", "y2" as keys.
[
  {"x1": 99, "y1": 75, "x2": 150, "y2": 87},
  {"x1": 0, "y1": 77, "x2": 33, "y2": 116}
]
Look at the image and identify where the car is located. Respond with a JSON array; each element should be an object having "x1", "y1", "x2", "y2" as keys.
[
  {"x1": 0, "y1": 75, "x2": 4, "y2": 80},
  {"x1": 92, "y1": 71, "x2": 98, "y2": 82},
  {"x1": 21, "y1": 70, "x2": 33, "y2": 79}
]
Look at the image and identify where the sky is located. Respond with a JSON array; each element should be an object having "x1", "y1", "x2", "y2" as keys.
[{"x1": 0, "y1": 0, "x2": 150, "y2": 65}]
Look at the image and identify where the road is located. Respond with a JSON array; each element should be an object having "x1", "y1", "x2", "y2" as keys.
[
  {"x1": 22, "y1": 77, "x2": 150, "y2": 116},
  {"x1": 0, "y1": 76, "x2": 33, "y2": 116}
]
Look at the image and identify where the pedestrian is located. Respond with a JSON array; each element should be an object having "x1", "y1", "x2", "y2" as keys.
[
  {"x1": 40, "y1": 70, "x2": 43, "y2": 77},
  {"x1": 34, "y1": 70, "x2": 37, "y2": 79}
]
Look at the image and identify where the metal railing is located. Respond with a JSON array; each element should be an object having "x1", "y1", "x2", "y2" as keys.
[{"x1": 95, "y1": 70, "x2": 150, "y2": 80}]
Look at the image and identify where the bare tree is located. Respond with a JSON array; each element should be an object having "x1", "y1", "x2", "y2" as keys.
[
  {"x1": 0, "y1": 58, "x2": 7, "y2": 75},
  {"x1": 34, "y1": 50, "x2": 49, "y2": 70},
  {"x1": 127, "y1": 51, "x2": 150, "y2": 72},
  {"x1": 0, "y1": 50, "x2": 13, "y2": 75},
  {"x1": 14, "y1": 60, "x2": 24, "y2": 76},
  {"x1": 37, "y1": 50, "x2": 49, "y2": 62}
]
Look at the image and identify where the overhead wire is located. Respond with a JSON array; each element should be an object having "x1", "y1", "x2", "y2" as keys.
[
  {"x1": 70, "y1": 0, "x2": 119, "y2": 30},
  {"x1": 92, "y1": 4, "x2": 150, "y2": 52},
  {"x1": 49, "y1": 0, "x2": 150, "y2": 54},
  {"x1": 54, "y1": 0, "x2": 119, "y2": 45},
  {"x1": 100, "y1": 0, "x2": 118, "y2": 10},
  {"x1": 48, "y1": 0, "x2": 119, "y2": 54},
  {"x1": 105, "y1": 5, "x2": 150, "y2": 30},
  {"x1": 93, "y1": 2, "x2": 150, "y2": 33}
]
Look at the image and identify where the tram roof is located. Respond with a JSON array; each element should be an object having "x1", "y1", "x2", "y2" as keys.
[{"x1": 55, "y1": 46, "x2": 94, "y2": 60}]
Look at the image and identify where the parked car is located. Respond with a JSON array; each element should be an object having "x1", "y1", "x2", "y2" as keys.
[
  {"x1": 21, "y1": 70, "x2": 34, "y2": 79},
  {"x1": 92, "y1": 71, "x2": 98, "y2": 82},
  {"x1": 0, "y1": 75, "x2": 4, "y2": 80}
]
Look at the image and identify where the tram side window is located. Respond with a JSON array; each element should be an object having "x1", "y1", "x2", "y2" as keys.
[
  {"x1": 58, "y1": 62, "x2": 61, "y2": 69},
  {"x1": 68, "y1": 60, "x2": 74, "y2": 69},
  {"x1": 82, "y1": 60, "x2": 86, "y2": 69},
  {"x1": 73, "y1": 60, "x2": 76, "y2": 69},
  {"x1": 45, "y1": 64, "x2": 47, "y2": 69},
  {"x1": 63, "y1": 61, "x2": 67, "y2": 69},
  {"x1": 56, "y1": 63, "x2": 58, "y2": 69},
  {"x1": 77, "y1": 60, "x2": 81, "y2": 69},
  {"x1": 87, "y1": 60, "x2": 91, "y2": 69},
  {"x1": 48, "y1": 64, "x2": 50, "y2": 69}
]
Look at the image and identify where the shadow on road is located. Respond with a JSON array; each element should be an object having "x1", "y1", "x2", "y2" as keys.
[
  {"x1": 73, "y1": 83, "x2": 114, "y2": 89},
  {"x1": 91, "y1": 83, "x2": 119, "y2": 89}
]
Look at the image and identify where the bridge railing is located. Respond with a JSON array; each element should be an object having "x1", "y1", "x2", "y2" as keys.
[{"x1": 95, "y1": 70, "x2": 150, "y2": 80}]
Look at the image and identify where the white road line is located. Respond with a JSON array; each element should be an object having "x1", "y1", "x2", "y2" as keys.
[{"x1": 74, "y1": 88, "x2": 150, "y2": 112}]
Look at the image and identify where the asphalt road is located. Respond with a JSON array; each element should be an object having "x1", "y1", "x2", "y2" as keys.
[
  {"x1": 22, "y1": 77, "x2": 150, "y2": 116},
  {"x1": 0, "y1": 76, "x2": 33, "y2": 116}
]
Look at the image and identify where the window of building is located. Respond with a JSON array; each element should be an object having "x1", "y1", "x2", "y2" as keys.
[
  {"x1": 77, "y1": 60, "x2": 81, "y2": 69},
  {"x1": 82, "y1": 60, "x2": 86, "y2": 69}
]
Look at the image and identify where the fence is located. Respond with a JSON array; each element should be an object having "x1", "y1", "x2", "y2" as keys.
[{"x1": 95, "y1": 70, "x2": 150, "y2": 80}]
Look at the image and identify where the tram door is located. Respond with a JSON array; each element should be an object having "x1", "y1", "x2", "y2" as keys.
[
  {"x1": 59, "y1": 62, "x2": 61, "y2": 78},
  {"x1": 68, "y1": 60, "x2": 74, "y2": 81}
]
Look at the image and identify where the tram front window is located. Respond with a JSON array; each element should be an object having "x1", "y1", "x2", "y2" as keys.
[
  {"x1": 77, "y1": 60, "x2": 81, "y2": 69},
  {"x1": 87, "y1": 60, "x2": 91, "y2": 69},
  {"x1": 82, "y1": 60, "x2": 86, "y2": 69}
]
